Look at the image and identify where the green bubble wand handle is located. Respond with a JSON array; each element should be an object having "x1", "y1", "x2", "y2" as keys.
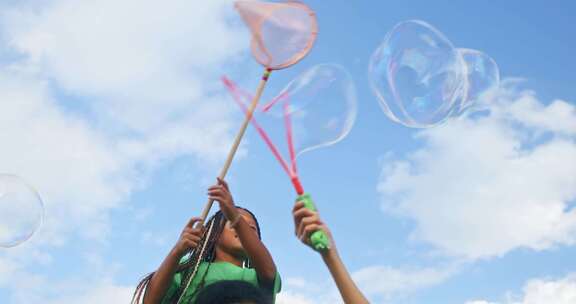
[{"x1": 293, "y1": 179, "x2": 331, "y2": 252}]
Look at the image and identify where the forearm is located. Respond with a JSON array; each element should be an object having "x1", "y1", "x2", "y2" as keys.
[
  {"x1": 235, "y1": 218, "x2": 277, "y2": 283},
  {"x1": 143, "y1": 248, "x2": 182, "y2": 304},
  {"x1": 321, "y1": 248, "x2": 369, "y2": 304}
]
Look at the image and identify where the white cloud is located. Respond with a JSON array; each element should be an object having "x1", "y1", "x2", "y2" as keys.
[
  {"x1": 11, "y1": 278, "x2": 133, "y2": 304},
  {"x1": 276, "y1": 276, "x2": 340, "y2": 304},
  {"x1": 0, "y1": 71, "x2": 129, "y2": 245},
  {"x1": 0, "y1": 256, "x2": 20, "y2": 286},
  {"x1": 0, "y1": 238, "x2": 132, "y2": 304},
  {"x1": 1, "y1": 0, "x2": 248, "y2": 131},
  {"x1": 0, "y1": 0, "x2": 253, "y2": 142},
  {"x1": 467, "y1": 273, "x2": 576, "y2": 304},
  {"x1": 378, "y1": 82, "x2": 576, "y2": 259},
  {"x1": 0, "y1": 0, "x2": 248, "y2": 245},
  {"x1": 516, "y1": 274, "x2": 576, "y2": 304},
  {"x1": 46, "y1": 284, "x2": 134, "y2": 304},
  {"x1": 353, "y1": 265, "x2": 456, "y2": 303},
  {"x1": 0, "y1": 0, "x2": 253, "y2": 301},
  {"x1": 276, "y1": 265, "x2": 456, "y2": 304},
  {"x1": 276, "y1": 291, "x2": 316, "y2": 304}
]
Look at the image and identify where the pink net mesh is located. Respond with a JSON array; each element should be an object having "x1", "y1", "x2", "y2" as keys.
[{"x1": 235, "y1": 1, "x2": 318, "y2": 70}]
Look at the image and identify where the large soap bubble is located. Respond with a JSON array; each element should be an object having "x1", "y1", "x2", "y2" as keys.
[
  {"x1": 223, "y1": 63, "x2": 357, "y2": 181},
  {"x1": 369, "y1": 20, "x2": 467, "y2": 128},
  {"x1": 263, "y1": 63, "x2": 357, "y2": 158}
]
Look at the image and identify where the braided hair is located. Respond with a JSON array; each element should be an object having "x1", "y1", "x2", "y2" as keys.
[{"x1": 131, "y1": 207, "x2": 262, "y2": 304}]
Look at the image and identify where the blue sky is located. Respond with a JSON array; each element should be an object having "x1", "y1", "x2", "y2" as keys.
[{"x1": 0, "y1": 1, "x2": 575, "y2": 303}]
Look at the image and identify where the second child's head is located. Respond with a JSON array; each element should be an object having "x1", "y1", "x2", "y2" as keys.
[{"x1": 195, "y1": 280, "x2": 271, "y2": 304}]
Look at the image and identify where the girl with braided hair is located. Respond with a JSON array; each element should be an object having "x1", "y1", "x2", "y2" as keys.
[{"x1": 133, "y1": 178, "x2": 280, "y2": 304}]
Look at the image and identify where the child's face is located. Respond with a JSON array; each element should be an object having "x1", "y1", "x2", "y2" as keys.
[{"x1": 217, "y1": 209, "x2": 258, "y2": 258}]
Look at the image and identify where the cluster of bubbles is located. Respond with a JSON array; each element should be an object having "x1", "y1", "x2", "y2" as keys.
[
  {"x1": 229, "y1": 19, "x2": 500, "y2": 166},
  {"x1": 369, "y1": 20, "x2": 500, "y2": 128},
  {"x1": 0, "y1": 174, "x2": 44, "y2": 248}
]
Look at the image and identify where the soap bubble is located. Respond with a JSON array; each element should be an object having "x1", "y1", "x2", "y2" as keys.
[
  {"x1": 456, "y1": 48, "x2": 500, "y2": 114},
  {"x1": 0, "y1": 174, "x2": 44, "y2": 248},
  {"x1": 369, "y1": 20, "x2": 467, "y2": 127}
]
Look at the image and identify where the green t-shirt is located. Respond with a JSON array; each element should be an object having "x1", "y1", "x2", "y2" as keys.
[{"x1": 161, "y1": 261, "x2": 281, "y2": 304}]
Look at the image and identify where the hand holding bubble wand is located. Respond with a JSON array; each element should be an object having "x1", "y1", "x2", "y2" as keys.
[
  {"x1": 197, "y1": 0, "x2": 318, "y2": 225},
  {"x1": 223, "y1": 64, "x2": 357, "y2": 251}
]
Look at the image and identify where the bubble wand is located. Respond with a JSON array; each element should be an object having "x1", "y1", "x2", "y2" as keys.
[
  {"x1": 223, "y1": 64, "x2": 357, "y2": 251},
  {"x1": 198, "y1": 0, "x2": 318, "y2": 225}
]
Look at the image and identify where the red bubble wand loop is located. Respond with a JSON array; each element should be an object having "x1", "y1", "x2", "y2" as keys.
[
  {"x1": 221, "y1": 63, "x2": 358, "y2": 251},
  {"x1": 223, "y1": 78, "x2": 305, "y2": 194}
]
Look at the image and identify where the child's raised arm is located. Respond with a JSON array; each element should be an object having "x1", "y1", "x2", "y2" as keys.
[
  {"x1": 293, "y1": 201, "x2": 369, "y2": 304},
  {"x1": 208, "y1": 178, "x2": 277, "y2": 288},
  {"x1": 140, "y1": 217, "x2": 204, "y2": 304}
]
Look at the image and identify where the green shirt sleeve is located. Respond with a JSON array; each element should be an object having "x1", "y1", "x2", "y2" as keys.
[
  {"x1": 161, "y1": 254, "x2": 190, "y2": 304},
  {"x1": 272, "y1": 271, "x2": 282, "y2": 303},
  {"x1": 259, "y1": 271, "x2": 282, "y2": 303},
  {"x1": 160, "y1": 272, "x2": 181, "y2": 304},
  {"x1": 273, "y1": 271, "x2": 282, "y2": 294}
]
